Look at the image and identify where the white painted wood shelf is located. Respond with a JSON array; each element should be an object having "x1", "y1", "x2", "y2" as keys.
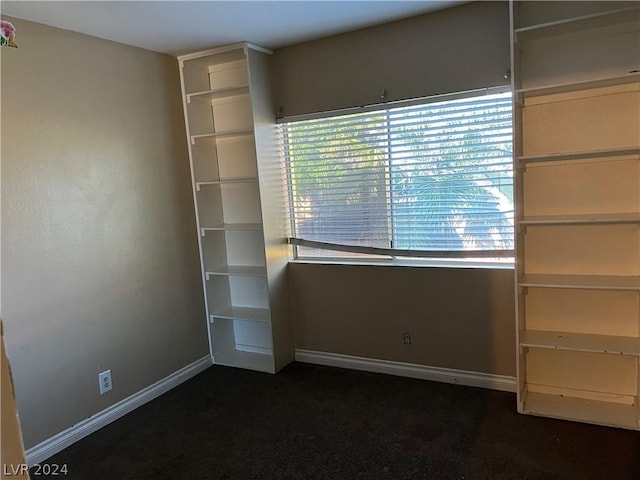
[
  {"x1": 190, "y1": 128, "x2": 254, "y2": 144},
  {"x1": 519, "y1": 274, "x2": 640, "y2": 291},
  {"x1": 521, "y1": 330, "x2": 640, "y2": 356},
  {"x1": 516, "y1": 147, "x2": 640, "y2": 165},
  {"x1": 212, "y1": 349, "x2": 274, "y2": 373},
  {"x1": 514, "y1": 6, "x2": 640, "y2": 42},
  {"x1": 186, "y1": 85, "x2": 250, "y2": 103},
  {"x1": 209, "y1": 306, "x2": 270, "y2": 323},
  {"x1": 523, "y1": 391, "x2": 638, "y2": 430},
  {"x1": 195, "y1": 178, "x2": 258, "y2": 191},
  {"x1": 518, "y1": 213, "x2": 640, "y2": 226},
  {"x1": 200, "y1": 224, "x2": 263, "y2": 236},
  {"x1": 205, "y1": 265, "x2": 267, "y2": 278},
  {"x1": 516, "y1": 72, "x2": 640, "y2": 98}
]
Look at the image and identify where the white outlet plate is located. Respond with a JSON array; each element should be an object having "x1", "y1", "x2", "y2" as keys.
[{"x1": 98, "y1": 369, "x2": 112, "y2": 395}]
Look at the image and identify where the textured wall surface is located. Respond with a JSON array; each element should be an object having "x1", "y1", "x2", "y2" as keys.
[
  {"x1": 1, "y1": 18, "x2": 208, "y2": 448},
  {"x1": 290, "y1": 263, "x2": 516, "y2": 376},
  {"x1": 272, "y1": 1, "x2": 510, "y2": 117},
  {"x1": 275, "y1": 1, "x2": 516, "y2": 376}
]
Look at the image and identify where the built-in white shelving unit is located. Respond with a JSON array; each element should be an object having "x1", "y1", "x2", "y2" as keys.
[
  {"x1": 179, "y1": 43, "x2": 293, "y2": 374},
  {"x1": 511, "y1": 1, "x2": 640, "y2": 430}
]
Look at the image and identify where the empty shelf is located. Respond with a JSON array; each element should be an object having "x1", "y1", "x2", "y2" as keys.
[
  {"x1": 517, "y1": 147, "x2": 640, "y2": 165},
  {"x1": 191, "y1": 128, "x2": 253, "y2": 144},
  {"x1": 520, "y1": 274, "x2": 640, "y2": 291},
  {"x1": 518, "y1": 213, "x2": 640, "y2": 226},
  {"x1": 515, "y1": 7, "x2": 640, "y2": 42},
  {"x1": 187, "y1": 85, "x2": 249, "y2": 103},
  {"x1": 517, "y1": 73, "x2": 640, "y2": 97},
  {"x1": 201, "y1": 223, "x2": 262, "y2": 236},
  {"x1": 195, "y1": 178, "x2": 258, "y2": 191},
  {"x1": 213, "y1": 349, "x2": 274, "y2": 373},
  {"x1": 521, "y1": 330, "x2": 640, "y2": 356},
  {"x1": 523, "y1": 391, "x2": 638, "y2": 430},
  {"x1": 181, "y1": 47, "x2": 247, "y2": 69},
  {"x1": 205, "y1": 265, "x2": 267, "y2": 278},
  {"x1": 209, "y1": 306, "x2": 270, "y2": 323}
]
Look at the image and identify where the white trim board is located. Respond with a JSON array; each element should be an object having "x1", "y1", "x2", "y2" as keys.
[
  {"x1": 295, "y1": 349, "x2": 516, "y2": 393},
  {"x1": 25, "y1": 355, "x2": 213, "y2": 466}
]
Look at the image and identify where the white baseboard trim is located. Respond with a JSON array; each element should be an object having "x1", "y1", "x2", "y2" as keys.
[
  {"x1": 25, "y1": 355, "x2": 212, "y2": 466},
  {"x1": 295, "y1": 349, "x2": 516, "y2": 393}
]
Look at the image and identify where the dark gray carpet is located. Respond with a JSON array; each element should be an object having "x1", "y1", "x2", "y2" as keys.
[{"x1": 35, "y1": 362, "x2": 640, "y2": 479}]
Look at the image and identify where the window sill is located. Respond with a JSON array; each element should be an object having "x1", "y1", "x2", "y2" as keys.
[{"x1": 290, "y1": 257, "x2": 515, "y2": 270}]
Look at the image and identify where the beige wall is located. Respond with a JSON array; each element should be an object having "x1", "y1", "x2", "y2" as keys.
[
  {"x1": 276, "y1": 2, "x2": 516, "y2": 376},
  {"x1": 1, "y1": 18, "x2": 208, "y2": 448},
  {"x1": 290, "y1": 263, "x2": 516, "y2": 376},
  {"x1": 272, "y1": 1, "x2": 510, "y2": 118}
]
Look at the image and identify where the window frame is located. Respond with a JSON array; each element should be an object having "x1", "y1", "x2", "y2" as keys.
[{"x1": 279, "y1": 86, "x2": 515, "y2": 269}]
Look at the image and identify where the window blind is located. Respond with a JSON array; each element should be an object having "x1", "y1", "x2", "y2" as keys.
[{"x1": 280, "y1": 90, "x2": 514, "y2": 259}]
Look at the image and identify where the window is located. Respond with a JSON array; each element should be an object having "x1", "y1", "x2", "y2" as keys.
[{"x1": 280, "y1": 89, "x2": 514, "y2": 263}]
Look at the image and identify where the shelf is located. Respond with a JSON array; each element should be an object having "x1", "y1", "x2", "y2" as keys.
[
  {"x1": 517, "y1": 72, "x2": 640, "y2": 97},
  {"x1": 186, "y1": 85, "x2": 249, "y2": 103},
  {"x1": 213, "y1": 349, "x2": 274, "y2": 373},
  {"x1": 209, "y1": 306, "x2": 270, "y2": 323},
  {"x1": 515, "y1": 7, "x2": 640, "y2": 43},
  {"x1": 200, "y1": 223, "x2": 262, "y2": 236},
  {"x1": 205, "y1": 265, "x2": 266, "y2": 278},
  {"x1": 181, "y1": 47, "x2": 247, "y2": 69},
  {"x1": 520, "y1": 274, "x2": 640, "y2": 291},
  {"x1": 521, "y1": 330, "x2": 640, "y2": 356},
  {"x1": 195, "y1": 178, "x2": 258, "y2": 191},
  {"x1": 518, "y1": 213, "x2": 640, "y2": 226},
  {"x1": 517, "y1": 147, "x2": 640, "y2": 165},
  {"x1": 523, "y1": 391, "x2": 638, "y2": 430},
  {"x1": 190, "y1": 128, "x2": 253, "y2": 144}
]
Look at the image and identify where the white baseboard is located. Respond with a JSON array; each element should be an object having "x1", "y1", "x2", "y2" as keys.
[
  {"x1": 295, "y1": 349, "x2": 516, "y2": 393},
  {"x1": 26, "y1": 355, "x2": 212, "y2": 466}
]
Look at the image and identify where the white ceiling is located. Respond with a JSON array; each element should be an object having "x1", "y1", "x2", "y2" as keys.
[{"x1": 1, "y1": 1, "x2": 463, "y2": 56}]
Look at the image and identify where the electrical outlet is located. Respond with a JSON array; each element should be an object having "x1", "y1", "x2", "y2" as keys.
[
  {"x1": 403, "y1": 332, "x2": 412, "y2": 347},
  {"x1": 98, "y1": 369, "x2": 112, "y2": 395}
]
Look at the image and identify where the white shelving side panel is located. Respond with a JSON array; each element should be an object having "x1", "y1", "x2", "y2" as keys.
[
  {"x1": 523, "y1": 391, "x2": 639, "y2": 430},
  {"x1": 521, "y1": 330, "x2": 640, "y2": 356}
]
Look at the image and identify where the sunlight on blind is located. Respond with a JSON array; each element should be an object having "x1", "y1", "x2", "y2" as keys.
[{"x1": 280, "y1": 91, "x2": 514, "y2": 259}]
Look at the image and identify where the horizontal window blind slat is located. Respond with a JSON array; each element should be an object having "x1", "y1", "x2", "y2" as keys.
[{"x1": 283, "y1": 135, "x2": 512, "y2": 159}]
